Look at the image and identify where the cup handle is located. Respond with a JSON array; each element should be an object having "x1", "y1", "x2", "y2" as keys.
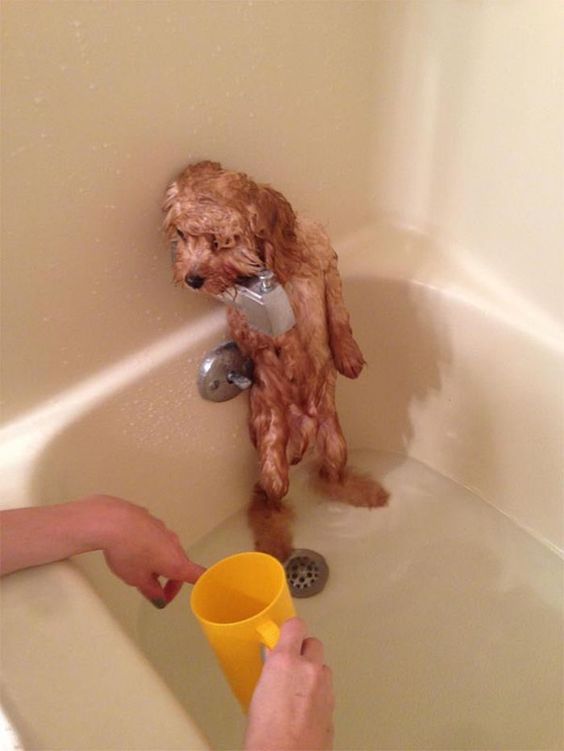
[{"x1": 256, "y1": 620, "x2": 280, "y2": 650}]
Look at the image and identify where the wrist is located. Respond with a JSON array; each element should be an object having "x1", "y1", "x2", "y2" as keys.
[
  {"x1": 0, "y1": 498, "x2": 129, "y2": 577},
  {"x1": 72, "y1": 494, "x2": 128, "y2": 553}
]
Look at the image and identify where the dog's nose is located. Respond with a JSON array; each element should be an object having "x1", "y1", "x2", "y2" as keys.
[{"x1": 185, "y1": 274, "x2": 205, "y2": 289}]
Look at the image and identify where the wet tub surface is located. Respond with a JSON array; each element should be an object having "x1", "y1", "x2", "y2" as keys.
[{"x1": 137, "y1": 450, "x2": 564, "y2": 751}]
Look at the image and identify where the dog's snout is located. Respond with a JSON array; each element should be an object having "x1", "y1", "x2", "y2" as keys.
[{"x1": 185, "y1": 274, "x2": 205, "y2": 289}]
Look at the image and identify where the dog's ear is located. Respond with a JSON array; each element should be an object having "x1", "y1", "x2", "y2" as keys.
[
  {"x1": 249, "y1": 186, "x2": 300, "y2": 278},
  {"x1": 162, "y1": 179, "x2": 180, "y2": 240},
  {"x1": 250, "y1": 186, "x2": 295, "y2": 241}
]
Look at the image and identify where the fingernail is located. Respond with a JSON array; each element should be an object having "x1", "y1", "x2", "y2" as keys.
[{"x1": 151, "y1": 597, "x2": 167, "y2": 610}]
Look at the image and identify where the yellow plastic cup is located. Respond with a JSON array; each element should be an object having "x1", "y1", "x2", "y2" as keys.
[{"x1": 190, "y1": 551, "x2": 296, "y2": 711}]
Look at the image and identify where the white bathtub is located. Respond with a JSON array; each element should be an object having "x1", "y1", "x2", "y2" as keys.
[{"x1": 1, "y1": 222, "x2": 562, "y2": 750}]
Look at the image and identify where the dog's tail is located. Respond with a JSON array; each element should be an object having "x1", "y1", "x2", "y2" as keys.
[
  {"x1": 311, "y1": 467, "x2": 389, "y2": 508},
  {"x1": 247, "y1": 484, "x2": 295, "y2": 562}
]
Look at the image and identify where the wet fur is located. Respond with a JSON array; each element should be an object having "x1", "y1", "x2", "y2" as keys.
[{"x1": 163, "y1": 161, "x2": 388, "y2": 561}]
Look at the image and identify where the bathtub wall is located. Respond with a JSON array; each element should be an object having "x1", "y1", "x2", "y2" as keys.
[
  {"x1": 1, "y1": 0, "x2": 381, "y2": 421},
  {"x1": 2, "y1": 0, "x2": 562, "y2": 416},
  {"x1": 370, "y1": 0, "x2": 563, "y2": 328}
]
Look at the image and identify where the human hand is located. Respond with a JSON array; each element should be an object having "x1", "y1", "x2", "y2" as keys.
[
  {"x1": 85, "y1": 495, "x2": 205, "y2": 608},
  {"x1": 0, "y1": 496, "x2": 205, "y2": 607},
  {"x1": 244, "y1": 617, "x2": 335, "y2": 751}
]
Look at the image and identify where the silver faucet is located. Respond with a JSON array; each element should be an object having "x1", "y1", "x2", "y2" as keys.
[{"x1": 217, "y1": 270, "x2": 296, "y2": 337}]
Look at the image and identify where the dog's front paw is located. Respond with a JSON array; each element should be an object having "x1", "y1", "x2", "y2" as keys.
[{"x1": 332, "y1": 337, "x2": 365, "y2": 379}]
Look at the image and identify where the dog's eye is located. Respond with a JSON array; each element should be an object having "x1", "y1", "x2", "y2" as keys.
[{"x1": 176, "y1": 229, "x2": 186, "y2": 241}]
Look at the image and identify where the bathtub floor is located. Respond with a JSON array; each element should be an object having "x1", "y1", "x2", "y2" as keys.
[{"x1": 137, "y1": 450, "x2": 563, "y2": 750}]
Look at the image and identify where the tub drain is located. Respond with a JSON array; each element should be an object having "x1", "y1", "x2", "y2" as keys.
[{"x1": 284, "y1": 549, "x2": 329, "y2": 598}]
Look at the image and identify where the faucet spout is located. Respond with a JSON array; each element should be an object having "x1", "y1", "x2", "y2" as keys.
[{"x1": 217, "y1": 269, "x2": 296, "y2": 337}]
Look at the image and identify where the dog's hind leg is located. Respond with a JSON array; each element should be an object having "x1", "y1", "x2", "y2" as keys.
[
  {"x1": 247, "y1": 400, "x2": 294, "y2": 561},
  {"x1": 315, "y1": 376, "x2": 389, "y2": 508},
  {"x1": 286, "y1": 405, "x2": 316, "y2": 466},
  {"x1": 310, "y1": 370, "x2": 346, "y2": 482}
]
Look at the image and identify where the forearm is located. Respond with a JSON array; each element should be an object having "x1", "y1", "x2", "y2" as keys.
[
  {"x1": 0, "y1": 496, "x2": 111, "y2": 576},
  {"x1": 0, "y1": 495, "x2": 204, "y2": 605}
]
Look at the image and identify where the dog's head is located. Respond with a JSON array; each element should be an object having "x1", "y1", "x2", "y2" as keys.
[{"x1": 162, "y1": 161, "x2": 299, "y2": 295}]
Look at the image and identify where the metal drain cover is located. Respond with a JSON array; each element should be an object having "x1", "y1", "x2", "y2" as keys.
[{"x1": 284, "y1": 549, "x2": 329, "y2": 598}]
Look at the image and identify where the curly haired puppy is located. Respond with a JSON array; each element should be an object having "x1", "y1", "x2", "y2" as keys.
[{"x1": 163, "y1": 161, "x2": 388, "y2": 561}]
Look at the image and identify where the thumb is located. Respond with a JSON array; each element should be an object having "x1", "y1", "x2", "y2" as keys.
[{"x1": 270, "y1": 617, "x2": 308, "y2": 656}]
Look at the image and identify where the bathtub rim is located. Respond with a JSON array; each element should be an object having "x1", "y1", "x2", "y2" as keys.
[{"x1": 1, "y1": 218, "x2": 562, "y2": 750}]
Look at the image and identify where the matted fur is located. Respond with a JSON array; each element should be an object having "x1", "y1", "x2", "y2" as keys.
[{"x1": 163, "y1": 161, "x2": 388, "y2": 561}]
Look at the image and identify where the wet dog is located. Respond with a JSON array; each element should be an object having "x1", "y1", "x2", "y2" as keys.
[{"x1": 163, "y1": 161, "x2": 388, "y2": 560}]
